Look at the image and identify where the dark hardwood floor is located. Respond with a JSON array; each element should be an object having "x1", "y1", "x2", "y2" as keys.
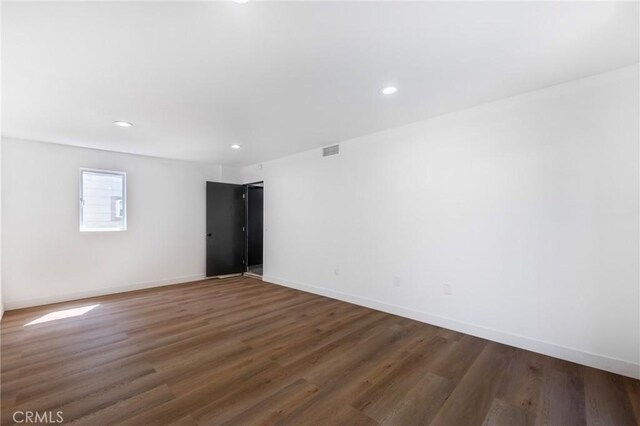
[{"x1": 1, "y1": 276, "x2": 638, "y2": 425}]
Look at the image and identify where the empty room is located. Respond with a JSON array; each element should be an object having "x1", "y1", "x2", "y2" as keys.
[{"x1": 0, "y1": 1, "x2": 639, "y2": 425}]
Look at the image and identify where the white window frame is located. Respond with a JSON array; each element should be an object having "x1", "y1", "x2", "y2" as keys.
[{"x1": 79, "y1": 168, "x2": 127, "y2": 232}]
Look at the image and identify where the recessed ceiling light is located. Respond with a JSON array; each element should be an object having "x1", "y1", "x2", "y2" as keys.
[
  {"x1": 381, "y1": 86, "x2": 398, "y2": 95},
  {"x1": 232, "y1": 0, "x2": 249, "y2": 3},
  {"x1": 231, "y1": 144, "x2": 242, "y2": 149},
  {"x1": 113, "y1": 121, "x2": 133, "y2": 128}
]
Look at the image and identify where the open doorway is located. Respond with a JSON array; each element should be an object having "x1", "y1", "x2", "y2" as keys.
[
  {"x1": 245, "y1": 182, "x2": 264, "y2": 277},
  {"x1": 205, "y1": 181, "x2": 264, "y2": 279}
]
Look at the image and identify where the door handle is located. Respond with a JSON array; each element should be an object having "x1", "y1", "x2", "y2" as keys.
[{"x1": 207, "y1": 233, "x2": 212, "y2": 237}]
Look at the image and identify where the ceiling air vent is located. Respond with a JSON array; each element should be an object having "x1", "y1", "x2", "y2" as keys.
[{"x1": 322, "y1": 144, "x2": 340, "y2": 157}]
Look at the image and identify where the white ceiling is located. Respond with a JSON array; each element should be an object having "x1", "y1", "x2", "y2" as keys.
[{"x1": 2, "y1": 1, "x2": 638, "y2": 167}]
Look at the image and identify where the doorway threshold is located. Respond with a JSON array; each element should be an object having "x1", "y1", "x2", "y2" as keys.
[{"x1": 244, "y1": 272, "x2": 263, "y2": 280}]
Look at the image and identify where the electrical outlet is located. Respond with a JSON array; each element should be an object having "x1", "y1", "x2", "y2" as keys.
[
  {"x1": 393, "y1": 276, "x2": 401, "y2": 287},
  {"x1": 443, "y1": 284, "x2": 452, "y2": 295}
]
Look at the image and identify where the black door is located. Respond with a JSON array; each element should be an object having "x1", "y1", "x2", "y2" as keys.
[
  {"x1": 247, "y1": 186, "x2": 264, "y2": 269},
  {"x1": 206, "y1": 182, "x2": 245, "y2": 277}
]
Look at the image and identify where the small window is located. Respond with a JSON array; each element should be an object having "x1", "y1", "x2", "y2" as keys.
[{"x1": 80, "y1": 169, "x2": 127, "y2": 232}]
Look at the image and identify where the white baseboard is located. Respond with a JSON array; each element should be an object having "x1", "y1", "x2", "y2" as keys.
[
  {"x1": 264, "y1": 275, "x2": 640, "y2": 380},
  {"x1": 4, "y1": 274, "x2": 207, "y2": 310}
]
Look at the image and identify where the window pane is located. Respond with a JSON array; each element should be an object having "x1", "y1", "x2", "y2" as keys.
[{"x1": 81, "y1": 170, "x2": 126, "y2": 231}]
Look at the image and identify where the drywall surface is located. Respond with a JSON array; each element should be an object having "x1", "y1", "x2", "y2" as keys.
[
  {"x1": 0, "y1": 137, "x2": 3, "y2": 319},
  {"x1": 2, "y1": 138, "x2": 240, "y2": 308},
  {"x1": 0, "y1": 0, "x2": 4, "y2": 318},
  {"x1": 243, "y1": 65, "x2": 640, "y2": 378}
]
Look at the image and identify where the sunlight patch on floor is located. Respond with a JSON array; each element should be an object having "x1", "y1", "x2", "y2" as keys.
[{"x1": 24, "y1": 304, "x2": 100, "y2": 326}]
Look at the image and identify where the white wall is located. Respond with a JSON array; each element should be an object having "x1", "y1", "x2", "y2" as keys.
[
  {"x1": 2, "y1": 139, "x2": 240, "y2": 308},
  {"x1": 0, "y1": 0, "x2": 4, "y2": 319},
  {"x1": 0, "y1": 138, "x2": 3, "y2": 319},
  {"x1": 243, "y1": 64, "x2": 640, "y2": 378}
]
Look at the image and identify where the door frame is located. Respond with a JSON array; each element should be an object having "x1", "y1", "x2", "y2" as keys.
[{"x1": 244, "y1": 181, "x2": 264, "y2": 275}]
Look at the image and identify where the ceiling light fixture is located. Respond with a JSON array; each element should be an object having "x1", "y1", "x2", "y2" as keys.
[
  {"x1": 380, "y1": 86, "x2": 398, "y2": 95},
  {"x1": 113, "y1": 121, "x2": 133, "y2": 128},
  {"x1": 231, "y1": 144, "x2": 242, "y2": 149},
  {"x1": 232, "y1": 0, "x2": 249, "y2": 3}
]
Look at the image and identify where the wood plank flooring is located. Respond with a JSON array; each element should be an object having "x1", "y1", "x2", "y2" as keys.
[{"x1": 1, "y1": 276, "x2": 638, "y2": 425}]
